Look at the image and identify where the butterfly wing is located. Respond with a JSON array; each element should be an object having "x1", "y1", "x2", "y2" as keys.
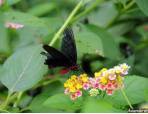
[
  {"x1": 61, "y1": 28, "x2": 77, "y2": 65},
  {"x1": 42, "y1": 45, "x2": 72, "y2": 67}
]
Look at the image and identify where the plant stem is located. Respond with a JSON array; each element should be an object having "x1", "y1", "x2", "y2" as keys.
[
  {"x1": 0, "y1": 92, "x2": 12, "y2": 110},
  {"x1": 13, "y1": 91, "x2": 24, "y2": 107},
  {"x1": 71, "y1": 0, "x2": 102, "y2": 23},
  {"x1": 49, "y1": 0, "x2": 83, "y2": 46},
  {"x1": 104, "y1": 0, "x2": 136, "y2": 29},
  {"x1": 120, "y1": 87, "x2": 133, "y2": 109}
]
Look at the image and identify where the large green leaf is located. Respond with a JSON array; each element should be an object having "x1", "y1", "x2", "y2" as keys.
[
  {"x1": 83, "y1": 24, "x2": 119, "y2": 60},
  {"x1": 4, "y1": 11, "x2": 47, "y2": 27},
  {"x1": 82, "y1": 98, "x2": 125, "y2": 113},
  {"x1": 88, "y1": 1, "x2": 117, "y2": 27},
  {"x1": 136, "y1": 0, "x2": 148, "y2": 16},
  {"x1": 75, "y1": 31, "x2": 103, "y2": 56},
  {"x1": 0, "y1": 45, "x2": 47, "y2": 93},
  {"x1": 6, "y1": 0, "x2": 21, "y2": 6},
  {"x1": 28, "y1": 3, "x2": 56, "y2": 17},
  {"x1": 28, "y1": 93, "x2": 64, "y2": 113},
  {"x1": 44, "y1": 93, "x2": 83, "y2": 111},
  {"x1": 0, "y1": 10, "x2": 10, "y2": 55},
  {"x1": 106, "y1": 76, "x2": 148, "y2": 106}
]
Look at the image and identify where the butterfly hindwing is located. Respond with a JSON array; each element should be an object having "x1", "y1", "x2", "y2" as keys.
[
  {"x1": 61, "y1": 28, "x2": 77, "y2": 65},
  {"x1": 42, "y1": 45, "x2": 72, "y2": 67}
]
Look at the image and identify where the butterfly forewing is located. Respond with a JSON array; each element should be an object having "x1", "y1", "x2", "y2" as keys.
[
  {"x1": 42, "y1": 45, "x2": 72, "y2": 67},
  {"x1": 61, "y1": 28, "x2": 77, "y2": 65}
]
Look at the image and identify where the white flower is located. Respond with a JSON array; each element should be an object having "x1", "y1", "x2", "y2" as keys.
[
  {"x1": 89, "y1": 88, "x2": 99, "y2": 96},
  {"x1": 108, "y1": 68, "x2": 115, "y2": 74},
  {"x1": 108, "y1": 74, "x2": 116, "y2": 80},
  {"x1": 114, "y1": 66, "x2": 122, "y2": 73},
  {"x1": 120, "y1": 63, "x2": 130, "y2": 70}
]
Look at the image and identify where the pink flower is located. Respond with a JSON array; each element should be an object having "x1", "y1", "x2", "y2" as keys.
[
  {"x1": 108, "y1": 74, "x2": 116, "y2": 80},
  {"x1": 5, "y1": 22, "x2": 24, "y2": 29},
  {"x1": 88, "y1": 81, "x2": 93, "y2": 87},
  {"x1": 107, "y1": 83, "x2": 112, "y2": 89},
  {"x1": 99, "y1": 84, "x2": 106, "y2": 91},
  {"x1": 121, "y1": 69, "x2": 128, "y2": 75},
  {"x1": 113, "y1": 84, "x2": 119, "y2": 90},
  {"x1": 93, "y1": 83, "x2": 99, "y2": 88},
  {"x1": 71, "y1": 94, "x2": 76, "y2": 100},
  {"x1": 95, "y1": 78, "x2": 100, "y2": 83},
  {"x1": 76, "y1": 90, "x2": 82, "y2": 97},
  {"x1": 83, "y1": 83, "x2": 89, "y2": 90},
  {"x1": 64, "y1": 88, "x2": 70, "y2": 95},
  {"x1": 107, "y1": 89, "x2": 113, "y2": 96},
  {"x1": 0, "y1": 0, "x2": 2, "y2": 5}
]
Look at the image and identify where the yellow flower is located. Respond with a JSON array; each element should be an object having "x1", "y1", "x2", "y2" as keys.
[
  {"x1": 117, "y1": 76, "x2": 123, "y2": 82},
  {"x1": 101, "y1": 68, "x2": 107, "y2": 72},
  {"x1": 101, "y1": 77, "x2": 107, "y2": 84},
  {"x1": 64, "y1": 82, "x2": 68, "y2": 87},
  {"x1": 70, "y1": 87, "x2": 76, "y2": 92},
  {"x1": 80, "y1": 73, "x2": 87, "y2": 78},
  {"x1": 71, "y1": 75, "x2": 77, "y2": 80},
  {"x1": 76, "y1": 83, "x2": 82, "y2": 89},
  {"x1": 102, "y1": 71, "x2": 109, "y2": 77},
  {"x1": 95, "y1": 72, "x2": 101, "y2": 77},
  {"x1": 82, "y1": 76, "x2": 88, "y2": 82}
]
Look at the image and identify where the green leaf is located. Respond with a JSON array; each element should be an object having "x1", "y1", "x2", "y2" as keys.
[
  {"x1": 28, "y1": 93, "x2": 64, "y2": 113},
  {"x1": 0, "y1": 45, "x2": 47, "y2": 93},
  {"x1": 88, "y1": 1, "x2": 118, "y2": 27},
  {"x1": 28, "y1": 3, "x2": 56, "y2": 17},
  {"x1": 136, "y1": 0, "x2": 148, "y2": 16},
  {"x1": 82, "y1": 97, "x2": 125, "y2": 113},
  {"x1": 108, "y1": 22, "x2": 135, "y2": 36},
  {"x1": 136, "y1": 24, "x2": 148, "y2": 40},
  {"x1": 145, "y1": 87, "x2": 148, "y2": 101},
  {"x1": 44, "y1": 93, "x2": 83, "y2": 111},
  {"x1": 75, "y1": 31, "x2": 103, "y2": 56},
  {"x1": 0, "y1": 10, "x2": 10, "y2": 55},
  {"x1": 106, "y1": 76, "x2": 148, "y2": 106},
  {"x1": 83, "y1": 24, "x2": 119, "y2": 60},
  {"x1": 6, "y1": 0, "x2": 21, "y2": 6},
  {"x1": 4, "y1": 11, "x2": 47, "y2": 27},
  {"x1": 14, "y1": 26, "x2": 50, "y2": 48},
  {"x1": 7, "y1": 106, "x2": 19, "y2": 113}
]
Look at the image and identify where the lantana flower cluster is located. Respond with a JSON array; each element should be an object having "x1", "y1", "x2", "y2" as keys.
[{"x1": 64, "y1": 63, "x2": 130, "y2": 100}]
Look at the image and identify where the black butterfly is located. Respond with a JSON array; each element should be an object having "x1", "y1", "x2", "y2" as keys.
[{"x1": 41, "y1": 28, "x2": 79, "y2": 74}]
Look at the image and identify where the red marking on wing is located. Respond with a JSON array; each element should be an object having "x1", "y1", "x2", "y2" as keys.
[
  {"x1": 60, "y1": 65, "x2": 80, "y2": 75},
  {"x1": 60, "y1": 68, "x2": 71, "y2": 74}
]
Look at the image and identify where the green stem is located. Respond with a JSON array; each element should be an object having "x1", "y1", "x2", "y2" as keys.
[
  {"x1": 120, "y1": 87, "x2": 133, "y2": 109},
  {"x1": 32, "y1": 76, "x2": 60, "y2": 89},
  {"x1": 71, "y1": 0, "x2": 102, "y2": 23},
  {"x1": 0, "y1": 92, "x2": 12, "y2": 110},
  {"x1": 13, "y1": 91, "x2": 24, "y2": 107},
  {"x1": 49, "y1": 0, "x2": 83, "y2": 46},
  {"x1": 104, "y1": 0, "x2": 136, "y2": 29}
]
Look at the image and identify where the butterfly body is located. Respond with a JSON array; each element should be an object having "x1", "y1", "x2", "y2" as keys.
[{"x1": 41, "y1": 28, "x2": 79, "y2": 74}]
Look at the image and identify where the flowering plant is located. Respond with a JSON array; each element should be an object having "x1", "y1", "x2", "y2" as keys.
[{"x1": 64, "y1": 63, "x2": 130, "y2": 100}]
